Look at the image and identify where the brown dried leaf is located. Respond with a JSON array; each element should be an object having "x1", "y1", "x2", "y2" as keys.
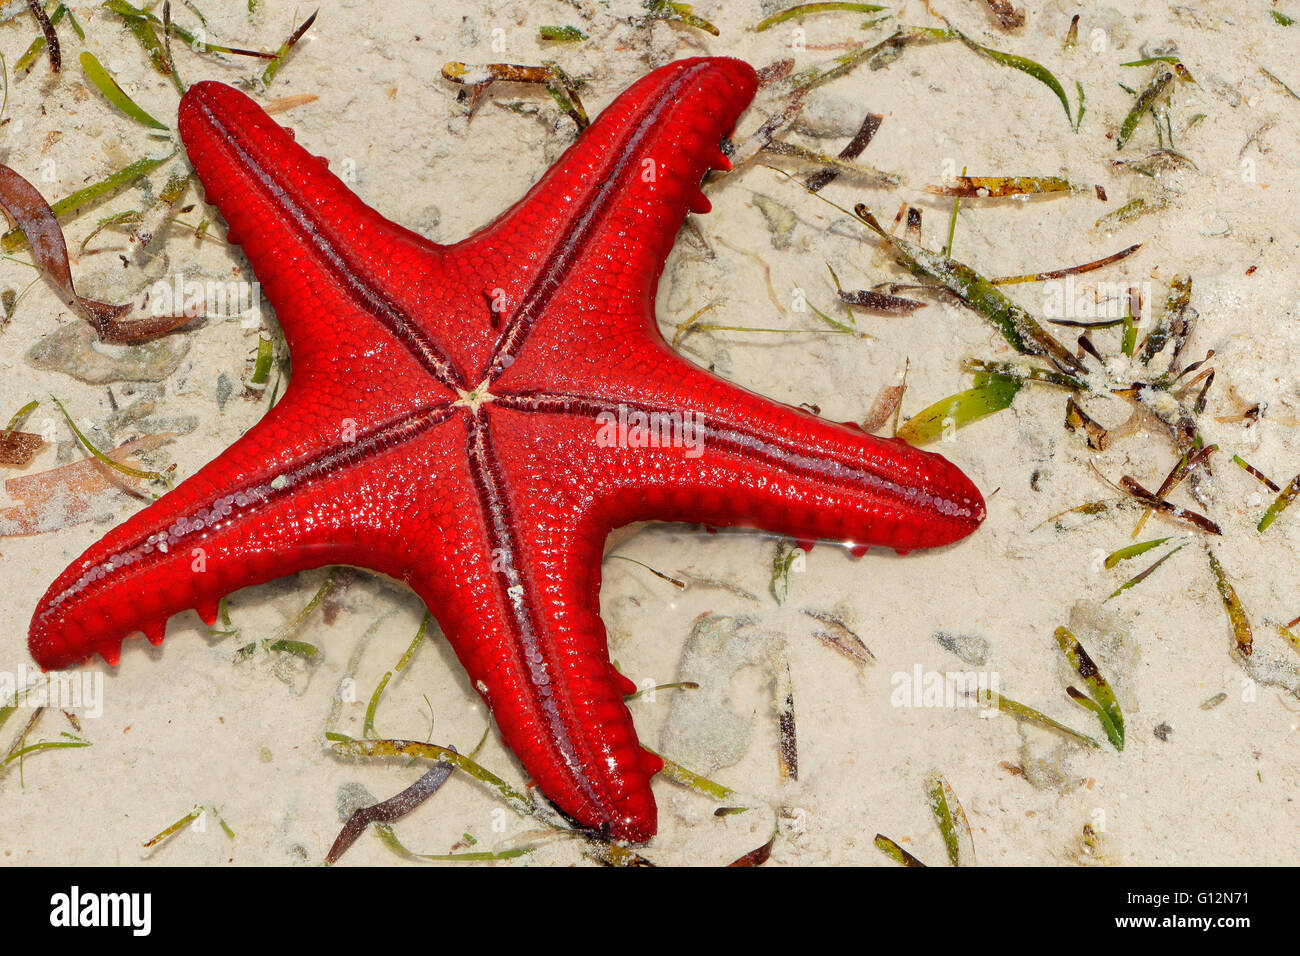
[
  {"x1": 1118, "y1": 475, "x2": 1221, "y2": 535},
  {"x1": 926, "y1": 175, "x2": 1091, "y2": 198},
  {"x1": 264, "y1": 93, "x2": 321, "y2": 114},
  {"x1": 0, "y1": 164, "x2": 193, "y2": 343},
  {"x1": 755, "y1": 58, "x2": 795, "y2": 87},
  {"x1": 862, "y1": 383, "x2": 906, "y2": 433},
  {"x1": 0, "y1": 434, "x2": 173, "y2": 537},
  {"x1": 806, "y1": 112, "x2": 882, "y2": 193},
  {"x1": 326, "y1": 762, "x2": 455, "y2": 864},
  {"x1": 26, "y1": 0, "x2": 60, "y2": 72},
  {"x1": 727, "y1": 832, "x2": 776, "y2": 867},
  {"x1": 981, "y1": 0, "x2": 1026, "y2": 29},
  {"x1": 838, "y1": 289, "x2": 923, "y2": 313},
  {"x1": 1065, "y1": 397, "x2": 1109, "y2": 450},
  {"x1": 0, "y1": 431, "x2": 44, "y2": 466}
]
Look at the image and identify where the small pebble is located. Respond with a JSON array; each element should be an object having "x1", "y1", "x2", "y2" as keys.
[
  {"x1": 27, "y1": 322, "x2": 190, "y2": 384},
  {"x1": 933, "y1": 630, "x2": 990, "y2": 666}
]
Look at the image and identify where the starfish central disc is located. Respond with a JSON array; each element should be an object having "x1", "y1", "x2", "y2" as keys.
[{"x1": 455, "y1": 384, "x2": 497, "y2": 410}]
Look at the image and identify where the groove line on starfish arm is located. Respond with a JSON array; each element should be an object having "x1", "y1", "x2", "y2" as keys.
[
  {"x1": 186, "y1": 93, "x2": 466, "y2": 391},
  {"x1": 491, "y1": 391, "x2": 982, "y2": 525},
  {"x1": 34, "y1": 403, "x2": 456, "y2": 625},
  {"x1": 481, "y1": 60, "x2": 724, "y2": 381},
  {"x1": 463, "y1": 413, "x2": 618, "y2": 818}
]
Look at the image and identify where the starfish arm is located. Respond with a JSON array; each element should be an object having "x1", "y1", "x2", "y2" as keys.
[
  {"x1": 28, "y1": 397, "x2": 458, "y2": 669},
  {"x1": 178, "y1": 83, "x2": 471, "y2": 388},
  {"x1": 495, "y1": 367, "x2": 986, "y2": 554},
  {"x1": 411, "y1": 410, "x2": 663, "y2": 841},
  {"x1": 453, "y1": 57, "x2": 758, "y2": 384}
]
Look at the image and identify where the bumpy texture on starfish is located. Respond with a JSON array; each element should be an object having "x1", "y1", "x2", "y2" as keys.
[{"x1": 30, "y1": 58, "x2": 984, "y2": 841}]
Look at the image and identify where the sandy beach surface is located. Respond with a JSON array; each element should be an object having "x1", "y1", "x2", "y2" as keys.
[{"x1": 2, "y1": 0, "x2": 1297, "y2": 866}]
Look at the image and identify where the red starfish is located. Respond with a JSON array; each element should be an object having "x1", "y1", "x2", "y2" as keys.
[{"x1": 29, "y1": 57, "x2": 984, "y2": 841}]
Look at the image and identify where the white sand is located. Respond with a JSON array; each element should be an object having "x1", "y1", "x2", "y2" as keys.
[{"x1": 2, "y1": 0, "x2": 1298, "y2": 866}]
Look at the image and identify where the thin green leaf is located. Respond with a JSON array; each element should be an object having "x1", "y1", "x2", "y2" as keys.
[
  {"x1": 953, "y1": 30, "x2": 1073, "y2": 124},
  {"x1": 1121, "y1": 309, "x2": 1137, "y2": 356},
  {"x1": 1104, "y1": 536, "x2": 1172, "y2": 569},
  {"x1": 80, "y1": 210, "x2": 145, "y2": 252},
  {"x1": 2, "y1": 737, "x2": 90, "y2": 765},
  {"x1": 807, "y1": 299, "x2": 855, "y2": 333},
  {"x1": 1065, "y1": 687, "x2": 1113, "y2": 733},
  {"x1": 262, "y1": 8, "x2": 317, "y2": 87},
  {"x1": 333, "y1": 736, "x2": 555, "y2": 825},
  {"x1": 962, "y1": 358, "x2": 1086, "y2": 390},
  {"x1": 1108, "y1": 545, "x2": 1185, "y2": 601},
  {"x1": 59, "y1": 3, "x2": 85, "y2": 40},
  {"x1": 926, "y1": 772, "x2": 972, "y2": 866},
  {"x1": 754, "y1": 2, "x2": 887, "y2": 32},
  {"x1": 1120, "y1": 56, "x2": 1189, "y2": 68},
  {"x1": 853, "y1": 204, "x2": 1083, "y2": 373},
  {"x1": 874, "y1": 833, "x2": 927, "y2": 866},
  {"x1": 266, "y1": 638, "x2": 319, "y2": 659},
  {"x1": 539, "y1": 25, "x2": 587, "y2": 41},
  {"x1": 1117, "y1": 68, "x2": 1174, "y2": 149},
  {"x1": 640, "y1": 0, "x2": 719, "y2": 36},
  {"x1": 1055, "y1": 626, "x2": 1124, "y2": 750},
  {"x1": 1257, "y1": 473, "x2": 1300, "y2": 532},
  {"x1": 2, "y1": 399, "x2": 39, "y2": 440},
  {"x1": 396, "y1": 611, "x2": 432, "y2": 672},
  {"x1": 979, "y1": 689, "x2": 1102, "y2": 748},
  {"x1": 896, "y1": 376, "x2": 1022, "y2": 445},
  {"x1": 211, "y1": 807, "x2": 235, "y2": 840},
  {"x1": 944, "y1": 164, "x2": 965, "y2": 256},
  {"x1": 357, "y1": 613, "x2": 430, "y2": 740},
  {"x1": 1207, "y1": 550, "x2": 1253, "y2": 657},
  {"x1": 771, "y1": 537, "x2": 802, "y2": 604},
  {"x1": 248, "y1": 334, "x2": 274, "y2": 387},
  {"x1": 408, "y1": 846, "x2": 536, "y2": 862},
  {"x1": 364, "y1": 811, "x2": 535, "y2": 863},
  {"x1": 206, "y1": 596, "x2": 239, "y2": 640},
  {"x1": 1279, "y1": 624, "x2": 1300, "y2": 655},
  {"x1": 2, "y1": 153, "x2": 174, "y2": 253},
  {"x1": 649, "y1": 749, "x2": 740, "y2": 803},
  {"x1": 1138, "y1": 274, "x2": 1192, "y2": 365},
  {"x1": 0, "y1": 49, "x2": 8, "y2": 124},
  {"x1": 142, "y1": 806, "x2": 203, "y2": 847},
  {"x1": 363, "y1": 671, "x2": 390, "y2": 738},
  {"x1": 79, "y1": 52, "x2": 169, "y2": 130},
  {"x1": 264, "y1": 567, "x2": 339, "y2": 647},
  {"x1": 51, "y1": 396, "x2": 171, "y2": 486},
  {"x1": 113, "y1": 5, "x2": 173, "y2": 75},
  {"x1": 105, "y1": 0, "x2": 278, "y2": 59},
  {"x1": 1111, "y1": 542, "x2": 1186, "y2": 595}
]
